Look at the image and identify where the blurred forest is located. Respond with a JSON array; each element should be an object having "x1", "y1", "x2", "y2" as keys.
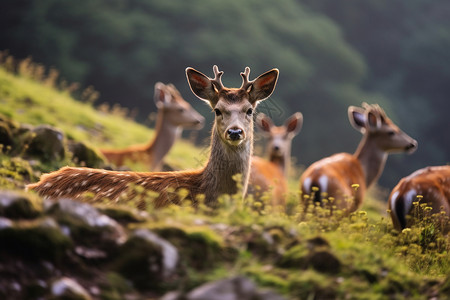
[{"x1": 1, "y1": 0, "x2": 449, "y2": 188}]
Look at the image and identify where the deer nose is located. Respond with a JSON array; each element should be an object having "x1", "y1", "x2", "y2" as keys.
[
  {"x1": 227, "y1": 128, "x2": 243, "y2": 141},
  {"x1": 273, "y1": 145, "x2": 280, "y2": 151},
  {"x1": 405, "y1": 140, "x2": 418, "y2": 153}
]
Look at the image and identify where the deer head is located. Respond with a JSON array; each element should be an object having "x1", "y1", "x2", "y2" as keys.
[
  {"x1": 256, "y1": 112, "x2": 303, "y2": 159},
  {"x1": 349, "y1": 103, "x2": 417, "y2": 154},
  {"x1": 154, "y1": 82, "x2": 205, "y2": 129},
  {"x1": 186, "y1": 65, "x2": 279, "y2": 148}
]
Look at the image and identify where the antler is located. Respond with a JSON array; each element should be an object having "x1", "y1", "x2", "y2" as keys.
[
  {"x1": 240, "y1": 67, "x2": 253, "y2": 91},
  {"x1": 211, "y1": 65, "x2": 225, "y2": 92}
]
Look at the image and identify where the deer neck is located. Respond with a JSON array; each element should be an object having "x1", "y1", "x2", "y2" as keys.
[
  {"x1": 146, "y1": 110, "x2": 181, "y2": 170},
  {"x1": 201, "y1": 123, "x2": 253, "y2": 204},
  {"x1": 269, "y1": 144, "x2": 290, "y2": 177},
  {"x1": 354, "y1": 135, "x2": 387, "y2": 188}
]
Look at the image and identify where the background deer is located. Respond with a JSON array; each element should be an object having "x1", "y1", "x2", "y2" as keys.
[
  {"x1": 100, "y1": 82, "x2": 204, "y2": 171},
  {"x1": 299, "y1": 103, "x2": 417, "y2": 212},
  {"x1": 388, "y1": 165, "x2": 450, "y2": 231},
  {"x1": 249, "y1": 112, "x2": 303, "y2": 208},
  {"x1": 27, "y1": 66, "x2": 279, "y2": 207}
]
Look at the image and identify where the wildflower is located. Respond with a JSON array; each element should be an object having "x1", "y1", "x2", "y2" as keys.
[
  {"x1": 351, "y1": 184, "x2": 359, "y2": 191},
  {"x1": 402, "y1": 228, "x2": 412, "y2": 234},
  {"x1": 312, "y1": 186, "x2": 319, "y2": 192}
]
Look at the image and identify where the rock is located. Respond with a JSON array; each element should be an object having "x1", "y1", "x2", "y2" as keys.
[
  {"x1": 112, "y1": 229, "x2": 179, "y2": 291},
  {"x1": 0, "y1": 190, "x2": 42, "y2": 219},
  {"x1": 24, "y1": 125, "x2": 65, "y2": 161},
  {"x1": 308, "y1": 250, "x2": 341, "y2": 274},
  {"x1": 67, "y1": 140, "x2": 104, "y2": 167},
  {"x1": 46, "y1": 198, "x2": 127, "y2": 248},
  {"x1": 184, "y1": 276, "x2": 286, "y2": 300},
  {"x1": 0, "y1": 217, "x2": 72, "y2": 261},
  {"x1": 133, "y1": 229, "x2": 179, "y2": 278},
  {"x1": 51, "y1": 277, "x2": 91, "y2": 300}
]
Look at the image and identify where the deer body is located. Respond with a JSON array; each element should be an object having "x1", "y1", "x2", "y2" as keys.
[
  {"x1": 27, "y1": 66, "x2": 279, "y2": 207},
  {"x1": 388, "y1": 165, "x2": 450, "y2": 231},
  {"x1": 249, "y1": 113, "x2": 303, "y2": 207},
  {"x1": 100, "y1": 83, "x2": 204, "y2": 171},
  {"x1": 299, "y1": 103, "x2": 417, "y2": 212}
]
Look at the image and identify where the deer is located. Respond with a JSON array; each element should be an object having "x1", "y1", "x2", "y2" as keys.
[
  {"x1": 248, "y1": 112, "x2": 303, "y2": 208},
  {"x1": 99, "y1": 82, "x2": 205, "y2": 171},
  {"x1": 299, "y1": 103, "x2": 417, "y2": 213},
  {"x1": 27, "y1": 65, "x2": 280, "y2": 208},
  {"x1": 388, "y1": 165, "x2": 450, "y2": 232}
]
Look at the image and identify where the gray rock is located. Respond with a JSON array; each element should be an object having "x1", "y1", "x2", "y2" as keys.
[
  {"x1": 47, "y1": 198, "x2": 127, "y2": 245},
  {"x1": 134, "y1": 229, "x2": 179, "y2": 278},
  {"x1": 51, "y1": 277, "x2": 91, "y2": 300},
  {"x1": 24, "y1": 125, "x2": 65, "y2": 161},
  {"x1": 0, "y1": 190, "x2": 42, "y2": 219},
  {"x1": 185, "y1": 276, "x2": 286, "y2": 300}
]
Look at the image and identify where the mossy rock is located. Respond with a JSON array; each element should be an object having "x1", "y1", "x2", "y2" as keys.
[
  {"x1": 277, "y1": 244, "x2": 309, "y2": 269},
  {"x1": 67, "y1": 140, "x2": 105, "y2": 168},
  {"x1": 112, "y1": 235, "x2": 165, "y2": 291},
  {"x1": 0, "y1": 190, "x2": 42, "y2": 219},
  {"x1": 97, "y1": 205, "x2": 145, "y2": 224},
  {"x1": 153, "y1": 225, "x2": 228, "y2": 270},
  {"x1": 46, "y1": 199, "x2": 126, "y2": 253},
  {"x1": 0, "y1": 217, "x2": 72, "y2": 262},
  {"x1": 288, "y1": 270, "x2": 337, "y2": 300},
  {"x1": 22, "y1": 125, "x2": 66, "y2": 162}
]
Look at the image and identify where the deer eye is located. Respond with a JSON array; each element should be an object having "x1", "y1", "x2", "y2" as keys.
[
  {"x1": 246, "y1": 108, "x2": 253, "y2": 116},
  {"x1": 214, "y1": 108, "x2": 222, "y2": 116},
  {"x1": 178, "y1": 108, "x2": 185, "y2": 113},
  {"x1": 388, "y1": 130, "x2": 395, "y2": 136}
]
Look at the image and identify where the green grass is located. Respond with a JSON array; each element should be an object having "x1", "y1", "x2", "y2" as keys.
[
  {"x1": 0, "y1": 66, "x2": 202, "y2": 170},
  {"x1": 0, "y1": 62, "x2": 449, "y2": 299}
]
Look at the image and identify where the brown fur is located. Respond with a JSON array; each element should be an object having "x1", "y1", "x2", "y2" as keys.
[
  {"x1": 100, "y1": 83, "x2": 204, "y2": 171},
  {"x1": 249, "y1": 112, "x2": 302, "y2": 208},
  {"x1": 27, "y1": 66, "x2": 279, "y2": 207},
  {"x1": 388, "y1": 165, "x2": 450, "y2": 231},
  {"x1": 299, "y1": 103, "x2": 417, "y2": 212}
]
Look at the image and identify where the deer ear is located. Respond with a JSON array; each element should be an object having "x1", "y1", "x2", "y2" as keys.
[
  {"x1": 154, "y1": 82, "x2": 169, "y2": 108},
  {"x1": 255, "y1": 113, "x2": 274, "y2": 133},
  {"x1": 367, "y1": 111, "x2": 380, "y2": 129},
  {"x1": 249, "y1": 69, "x2": 279, "y2": 104},
  {"x1": 285, "y1": 112, "x2": 303, "y2": 136},
  {"x1": 186, "y1": 67, "x2": 217, "y2": 106},
  {"x1": 348, "y1": 106, "x2": 366, "y2": 132}
]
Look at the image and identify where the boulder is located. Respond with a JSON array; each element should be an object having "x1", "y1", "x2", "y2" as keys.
[{"x1": 24, "y1": 125, "x2": 65, "y2": 161}]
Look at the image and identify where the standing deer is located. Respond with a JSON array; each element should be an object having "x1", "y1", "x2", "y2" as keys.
[
  {"x1": 27, "y1": 66, "x2": 279, "y2": 207},
  {"x1": 100, "y1": 82, "x2": 204, "y2": 171},
  {"x1": 249, "y1": 112, "x2": 303, "y2": 207},
  {"x1": 388, "y1": 165, "x2": 450, "y2": 231},
  {"x1": 299, "y1": 103, "x2": 417, "y2": 212}
]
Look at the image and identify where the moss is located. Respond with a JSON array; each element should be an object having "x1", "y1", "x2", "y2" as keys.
[
  {"x1": 277, "y1": 244, "x2": 309, "y2": 268},
  {"x1": 0, "y1": 191, "x2": 42, "y2": 219},
  {"x1": 112, "y1": 236, "x2": 164, "y2": 291},
  {"x1": 97, "y1": 205, "x2": 144, "y2": 224},
  {"x1": 288, "y1": 270, "x2": 337, "y2": 300},
  {"x1": 0, "y1": 218, "x2": 72, "y2": 262},
  {"x1": 152, "y1": 225, "x2": 228, "y2": 270}
]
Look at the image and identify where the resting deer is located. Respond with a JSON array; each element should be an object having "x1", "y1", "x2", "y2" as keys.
[
  {"x1": 27, "y1": 66, "x2": 279, "y2": 207},
  {"x1": 249, "y1": 112, "x2": 303, "y2": 207},
  {"x1": 299, "y1": 103, "x2": 417, "y2": 212},
  {"x1": 100, "y1": 82, "x2": 204, "y2": 171},
  {"x1": 388, "y1": 165, "x2": 450, "y2": 231}
]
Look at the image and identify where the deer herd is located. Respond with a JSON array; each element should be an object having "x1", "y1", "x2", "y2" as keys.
[{"x1": 27, "y1": 66, "x2": 449, "y2": 232}]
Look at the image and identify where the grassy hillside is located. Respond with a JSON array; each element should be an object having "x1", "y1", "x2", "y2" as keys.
[
  {"x1": 0, "y1": 66, "x2": 203, "y2": 171},
  {"x1": 0, "y1": 65, "x2": 449, "y2": 299}
]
